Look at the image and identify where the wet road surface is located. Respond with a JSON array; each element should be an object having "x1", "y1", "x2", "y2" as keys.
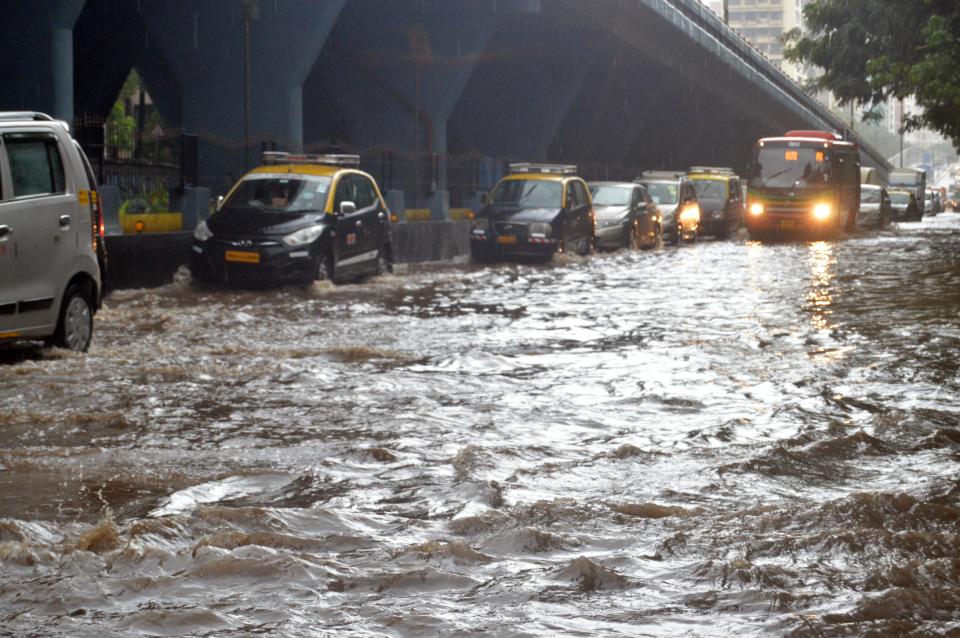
[{"x1": 2, "y1": 215, "x2": 959, "y2": 637}]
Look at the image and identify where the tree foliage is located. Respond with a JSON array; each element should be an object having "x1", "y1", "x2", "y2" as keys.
[{"x1": 783, "y1": 0, "x2": 960, "y2": 150}]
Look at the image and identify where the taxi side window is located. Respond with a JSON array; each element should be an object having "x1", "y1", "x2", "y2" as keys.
[
  {"x1": 574, "y1": 181, "x2": 589, "y2": 206},
  {"x1": 354, "y1": 175, "x2": 377, "y2": 210},
  {"x1": 333, "y1": 175, "x2": 356, "y2": 212},
  {"x1": 4, "y1": 133, "x2": 65, "y2": 198},
  {"x1": 565, "y1": 182, "x2": 576, "y2": 208}
]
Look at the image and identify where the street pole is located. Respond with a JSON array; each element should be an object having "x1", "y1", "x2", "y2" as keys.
[
  {"x1": 241, "y1": 0, "x2": 259, "y2": 171},
  {"x1": 898, "y1": 98, "x2": 904, "y2": 168}
]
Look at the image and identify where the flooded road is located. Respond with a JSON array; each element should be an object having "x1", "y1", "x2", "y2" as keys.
[{"x1": 2, "y1": 215, "x2": 959, "y2": 637}]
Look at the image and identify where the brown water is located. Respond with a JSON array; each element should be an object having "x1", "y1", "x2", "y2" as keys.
[{"x1": 2, "y1": 215, "x2": 959, "y2": 637}]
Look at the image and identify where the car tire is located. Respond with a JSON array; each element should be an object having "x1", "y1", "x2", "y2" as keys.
[
  {"x1": 376, "y1": 245, "x2": 393, "y2": 276},
  {"x1": 315, "y1": 253, "x2": 334, "y2": 283},
  {"x1": 576, "y1": 234, "x2": 594, "y2": 256},
  {"x1": 645, "y1": 224, "x2": 662, "y2": 250},
  {"x1": 628, "y1": 223, "x2": 642, "y2": 250},
  {"x1": 52, "y1": 284, "x2": 94, "y2": 352}
]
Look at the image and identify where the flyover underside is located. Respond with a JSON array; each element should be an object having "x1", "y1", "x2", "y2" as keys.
[{"x1": 5, "y1": 0, "x2": 890, "y2": 204}]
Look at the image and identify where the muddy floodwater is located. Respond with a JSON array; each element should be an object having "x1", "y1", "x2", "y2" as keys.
[{"x1": 2, "y1": 216, "x2": 960, "y2": 637}]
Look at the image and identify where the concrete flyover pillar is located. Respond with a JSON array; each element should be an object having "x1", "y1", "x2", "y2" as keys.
[
  {"x1": 0, "y1": 0, "x2": 85, "y2": 119},
  {"x1": 311, "y1": 12, "x2": 498, "y2": 218},
  {"x1": 142, "y1": 0, "x2": 346, "y2": 182}
]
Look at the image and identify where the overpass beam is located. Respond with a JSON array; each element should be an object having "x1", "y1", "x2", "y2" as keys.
[
  {"x1": 0, "y1": 1, "x2": 85, "y2": 119},
  {"x1": 143, "y1": 0, "x2": 346, "y2": 179}
]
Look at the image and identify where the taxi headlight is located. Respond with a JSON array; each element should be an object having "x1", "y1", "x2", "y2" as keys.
[
  {"x1": 812, "y1": 203, "x2": 832, "y2": 220},
  {"x1": 282, "y1": 224, "x2": 326, "y2": 247},
  {"x1": 679, "y1": 205, "x2": 700, "y2": 223},
  {"x1": 529, "y1": 222, "x2": 552, "y2": 236},
  {"x1": 194, "y1": 220, "x2": 213, "y2": 242},
  {"x1": 749, "y1": 202, "x2": 764, "y2": 216}
]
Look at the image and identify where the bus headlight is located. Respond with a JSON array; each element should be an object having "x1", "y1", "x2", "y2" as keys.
[
  {"x1": 749, "y1": 202, "x2": 764, "y2": 216},
  {"x1": 812, "y1": 203, "x2": 832, "y2": 220}
]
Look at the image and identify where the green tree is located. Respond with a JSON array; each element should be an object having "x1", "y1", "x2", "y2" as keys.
[{"x1": 784, "y1": 0, "x2": 960, "y2": 149}]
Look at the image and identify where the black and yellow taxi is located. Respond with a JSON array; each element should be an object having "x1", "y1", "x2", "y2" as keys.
[
  {"x1": 470, "y1": 163, "x2": 595, "y2": 261},
  {"x1": 190, "y1": 153, "x2": 393, "y2": 285},
  {"x1": 635, "y1": 172, "x2": 700, "y2": 244},
  {"x1": 686, "y1": 166, "x2": 743, "y2": 239}
]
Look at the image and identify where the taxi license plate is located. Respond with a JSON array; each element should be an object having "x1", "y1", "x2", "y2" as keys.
[
  {"x1": 779, "y1": 220, "x2": 796, "y2": 230},
  {"x1": 497, "y1": 235, "x2": 517, "y2": 245},
  {"x1": 225, "y1": 250, "x2": 261, "y2": 264}
]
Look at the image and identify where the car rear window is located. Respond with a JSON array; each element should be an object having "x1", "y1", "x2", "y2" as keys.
[{"x1": 4, "y1": 133, "x2": 66, "y2": 198}]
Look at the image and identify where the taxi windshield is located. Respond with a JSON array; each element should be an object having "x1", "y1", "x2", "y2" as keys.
[
  {"x1": 643, "y1": 182, "x2": 678, "y2": 206},
  {"x1": 861, "y1": 189, "x2": 881, "y2": 204},
  {"x1": 223, "y1": 175, "x2": 331, "y2": 212},
  {"x1": 589, "y1": 185, "x2": 631, "y2": 207},
  {"x1": 692, "y1": 179, "x2": 727, "y2": 199},
  {"x1": 489, "y1": 179, "x2": 562, "y2": 208},
  {"x1": 751, "y1": 145, "x2": 831, "y2": 189}
]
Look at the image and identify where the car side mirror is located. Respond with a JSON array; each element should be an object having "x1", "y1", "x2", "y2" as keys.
[{"x1": 340, "y1": 201, "x2": 357, "y2": 216}]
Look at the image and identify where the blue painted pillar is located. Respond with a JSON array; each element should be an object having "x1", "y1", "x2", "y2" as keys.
[
  {"x1": 142, "y1": 0, "x2": 345, "y2": 183},
  {"x1": 0, "y1": 0, "x2": 85, "y2": 119}
]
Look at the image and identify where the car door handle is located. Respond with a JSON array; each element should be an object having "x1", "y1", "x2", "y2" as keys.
[
  {"x1": 59, "y1": 215, "x2": 71, "y2": 228},
  {"x1": 0, "y1": 225, "x2": 11, "y2": 238}
]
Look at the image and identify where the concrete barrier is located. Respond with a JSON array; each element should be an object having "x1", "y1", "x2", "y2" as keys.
[{"x1": 103, "y1": 221, "x2": 472, "y2": 290}]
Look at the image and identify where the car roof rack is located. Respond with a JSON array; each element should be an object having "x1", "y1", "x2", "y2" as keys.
[
  {"x1": 262, "y1": 152, "x2": 360, "y2": 168},
  {"x1": 0, "y1": 111, "x2": 56, "y2": 122},
  {"x1": 636, "y1": 170, "x2": 685, "y2": 181},
  {"x1": 509, "y1": 162, "x2": 577, "y2": 175},
  {"x1": 688, "y1": 166, "x2": 735, "y2": 175}
]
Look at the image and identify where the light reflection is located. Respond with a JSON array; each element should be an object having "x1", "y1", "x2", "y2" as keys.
[{"x1": 806, "y1": 240, "x2": 836, "y2": 331}]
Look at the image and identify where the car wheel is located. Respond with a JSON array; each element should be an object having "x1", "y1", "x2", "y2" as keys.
[
  {"x1": 52, "y1": 284, "x2": 94, "y2": 352},
  {"x1": 628, "y1": 223, "x2": 642, "y2": 250},
  {"x1": 315, "y1": 253, "x2": 334, "y2": 283},
  {"x1": 376, "y1": 245, "x2": 393, "y2": 275},
  {"x1": 647, "y1": 224, "x2": 662, "y2": 249},
  {"x1": 575, "y1": 234, "x2": 594, "y2": 256}
]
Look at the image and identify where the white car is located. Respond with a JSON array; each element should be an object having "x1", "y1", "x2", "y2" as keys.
[{"x1": 0, "y1": 112, "x2": 104, "y2": 351}]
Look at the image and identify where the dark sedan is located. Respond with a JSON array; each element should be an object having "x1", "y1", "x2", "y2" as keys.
[{"x1": 588, "y1": 181, "x2": 661, "y2": 250}]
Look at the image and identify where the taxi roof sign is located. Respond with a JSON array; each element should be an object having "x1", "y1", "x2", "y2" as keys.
[
  {"x1": 262, "y1": 152, "x2": 360, "y2": 168},
  {"x1": 509, "y1": 162, "x2": 577, "y2": 175},
  {"x1": 688, "y1": 166, "x2": 735, "y2": 175},
  {"x1": 637, "y1": 170, "x2": 685, "y2": 180}
]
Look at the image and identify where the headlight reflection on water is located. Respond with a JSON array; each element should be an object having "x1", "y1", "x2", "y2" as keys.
[{"x1": 807, "y1": 240, "x2": 836, "y2": 332}]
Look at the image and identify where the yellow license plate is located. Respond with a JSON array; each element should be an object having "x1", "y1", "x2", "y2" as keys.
[
  {"x1": 497, "y1": 235, "x2": 517, "y2": 245},
  {"x1": 780, "y1": 220, "x2": 796, "y2": 230},
  {"x1": 225, "y1": 250, "x2": 261, "y2": 264}
]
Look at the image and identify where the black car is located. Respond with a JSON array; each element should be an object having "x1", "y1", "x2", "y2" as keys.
[
  {"x1": 686, "y1": 166, "x2": 743, "y2": 239},
  {"x1": 470, "y1": 164, "x2": 595, "y2": 261},
  {"x1": 588, "y1": 181, "x2": 661, "y2": 250},
  {"x1": 190, "y1": 153, "x2": 393, "y2": 286},
  {"x1": 634, "y1": 172, "x2": 700, "y2": 244}
]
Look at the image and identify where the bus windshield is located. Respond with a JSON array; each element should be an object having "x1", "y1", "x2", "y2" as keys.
[{"x1": 750, "y1": 146, "x2": 832, "y2": 189}]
